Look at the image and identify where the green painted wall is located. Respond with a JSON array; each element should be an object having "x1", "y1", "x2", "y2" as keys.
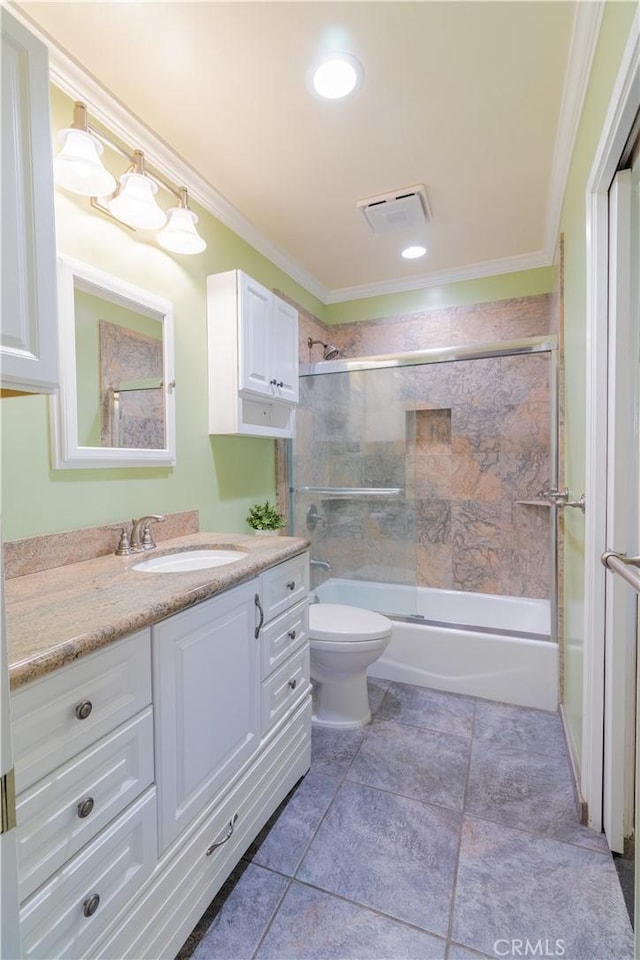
[
  {"x1": 325, "y1": 266, "x2": 554, "y2": 324},
  {"x1": 0, "y1": 85, "x2": 326, "y2": 542},
  {"x1": 559, "y1": 0, "x2": 637, "y2": 761}
]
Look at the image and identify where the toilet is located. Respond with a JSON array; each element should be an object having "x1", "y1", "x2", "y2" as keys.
[{"x1": 308, "y1": 603, "x2": 392, "y2": 728}]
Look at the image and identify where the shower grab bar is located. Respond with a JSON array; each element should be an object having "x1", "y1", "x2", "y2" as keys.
[
  {"x1": 297, "y1": 486, "x2": 402, "y2": 497},
  {"x1": 601, "y1": 551, "x2": 640, "y2": 595}
]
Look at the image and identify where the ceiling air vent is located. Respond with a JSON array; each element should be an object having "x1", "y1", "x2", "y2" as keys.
[{"x1": 357, "y1": 184, "x2": 431, "y2": 236}]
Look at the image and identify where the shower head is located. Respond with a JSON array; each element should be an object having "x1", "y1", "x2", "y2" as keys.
[{"x1": 307, "y1": 337, "x2": 340, "y2": 361}]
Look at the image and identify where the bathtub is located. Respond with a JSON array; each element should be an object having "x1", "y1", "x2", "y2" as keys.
[{"x1": 313, "y1": 578, "x2": 557, "y2": 711}]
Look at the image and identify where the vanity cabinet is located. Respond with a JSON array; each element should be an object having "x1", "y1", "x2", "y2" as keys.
[
  {"x1": 207, "y1": 269, "x2": 299, "y2": 438},
  {"x1": 11, "y1": 551, "x2": 311, "y2": 959},
  {"x1": 11, "y1": 631, "x2": 156, "y2": 959},
  {"x1": 1, "y1": 9, "x2": 58, "y2": 394}
]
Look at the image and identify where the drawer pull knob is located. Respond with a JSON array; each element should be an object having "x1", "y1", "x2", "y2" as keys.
[
  {"x1": 288, "y1": 629, "x2": 297, "y2": 640},
  {"x1": 206, "y1": 813, "x2": 239, "y2": 856},
  {"x1": 77, "y1": 797, "x2": 95, "y2": 819},
  {"x1": 75, "y1": 700, "x2": 93, "y2": 721},
  {"x1": 286, "y1": 580, "x2": 296, "y2": 591},
  {"x1": 288, "y1": 678, "x2": 298, "y2": 690},
  {"x1": 83, "y1": 894, "x2": 100, "y2": 918}
]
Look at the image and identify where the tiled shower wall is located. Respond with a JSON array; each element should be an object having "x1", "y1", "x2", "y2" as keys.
[{"x1": 283, "y1": 293, "x2": 554, "y2": 599}]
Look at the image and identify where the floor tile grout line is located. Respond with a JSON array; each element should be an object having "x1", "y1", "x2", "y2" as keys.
[
  {"x1": 249, "y1": 874, "x2": 294, "y2": 960},
  {"x1": 370, "y1": 712, "x2": 475, "y2": 744},
  {"x1": 286, "y1": 873, "x2": 451, "y2": 945},
  {"x1": 445, "y1": 695, "x2": 478, "y2": 949},
  {"x1": 460, "y1": 810, "x2": 614, "y2": 856}
]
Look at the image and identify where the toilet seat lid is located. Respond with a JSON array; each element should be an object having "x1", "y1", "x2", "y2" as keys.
[{"x1": 309, "y1": 604, "x2": 392, "y2": 642}]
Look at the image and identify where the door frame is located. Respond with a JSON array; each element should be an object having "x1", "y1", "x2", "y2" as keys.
[{"x1": 582, "y1": 11, "x2": 639, "y2": 830}]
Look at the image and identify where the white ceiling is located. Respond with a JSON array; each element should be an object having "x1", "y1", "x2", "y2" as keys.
[{"x1": 15, "y1": 1, "x2": 586, "y2": 303}]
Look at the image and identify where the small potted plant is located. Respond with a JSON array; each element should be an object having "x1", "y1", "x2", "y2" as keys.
[{"x1": 246, "y1": 500, "x2": 286, "y2": 535}]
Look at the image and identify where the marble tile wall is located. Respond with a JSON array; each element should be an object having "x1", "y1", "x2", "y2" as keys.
[{"x1": 292, "y1": 293, "x2": 553, "y2": 599}]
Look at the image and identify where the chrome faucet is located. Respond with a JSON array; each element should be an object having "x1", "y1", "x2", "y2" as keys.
[
  {"x1": 130, "y1": 515, "x2": 166, "y2": 553},
  {"x1": 310, "y1": 558, "x2": 331, "y2": 573}
]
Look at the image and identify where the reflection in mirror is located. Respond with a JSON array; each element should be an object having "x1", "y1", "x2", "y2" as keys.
[{"x1": 51, "y1": 257, "x2": 175, "y2": 468}]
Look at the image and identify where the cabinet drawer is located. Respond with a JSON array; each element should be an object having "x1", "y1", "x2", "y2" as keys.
[
  {"x1": 12, "y1": 630, "x2": 151, "y2": 793},
  {"x1": 17, "y1": 708, "x2": 154, "y2": 903},
  {"x1": 260, "y1": 553, "x2": 309, "y2": 620},
  {"x1": 261, "y1": 645, "x2": 310, "y2": 736},
  {"x1": 261, "y1": 599, "x2": 307, "y2": 679},
  {"x1": 20, "y1": 788, "x2": 157, "y2": 960}
]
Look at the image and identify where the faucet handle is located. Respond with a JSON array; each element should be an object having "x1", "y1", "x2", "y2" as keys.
[
  {"x1": 115, "y1": 527, "x2": 132, "y2": 556},
  {"x1": 141, "y1": 514, "x2": 165, "y2": 550}
]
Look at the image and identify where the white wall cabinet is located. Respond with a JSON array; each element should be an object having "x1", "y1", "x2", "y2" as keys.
[
  {"x1": 1, "y1": 9, "x2": 58, "y2": 394},
  {"x1": 12, "y1": 553, "x2": 311, "y2": 959},
  {"x1": 207, "y1": 270, "x2": 299, "y2": 438}
]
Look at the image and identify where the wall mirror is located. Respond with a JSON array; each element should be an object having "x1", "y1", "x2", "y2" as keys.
[{"x1": 50, "y1": 256, "x2": 176, "y2": 468}]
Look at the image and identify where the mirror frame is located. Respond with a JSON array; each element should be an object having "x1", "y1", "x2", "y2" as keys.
[{"x1": 50, "y1": 256, "x2": 176, "y2": 468}]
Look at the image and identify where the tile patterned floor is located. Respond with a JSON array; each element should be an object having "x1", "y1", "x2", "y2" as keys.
[{"x1": 176, "y1": 680, "x2": 634, "y2": 960}]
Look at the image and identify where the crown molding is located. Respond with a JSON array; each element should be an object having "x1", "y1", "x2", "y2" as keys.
[
  {"x1": 543, "y1": 1, "x2": 605, "y2": 260},
  {"x1": 324, "y1": 250, "x2": 550, "y2": 305},
  {"x1": 8, "y1": 2, "x2": 329, "y2": 304},
  {"x1": 8, "y1": 0, "x2": 595, "y2": 309}
]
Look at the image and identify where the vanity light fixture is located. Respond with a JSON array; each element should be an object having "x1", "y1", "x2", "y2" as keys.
[
  {"x1": 55, "y1": 101, "x2": 206, "y2": 255},
  {"x1": 157, "y1": 187, "x2": 206, "y2": 254},
  {"x1": 108, "y1": 150, "x2": 167, "y2": 230},
  {"x1": 54, "y1": 101, "x2": 117, "y2": 198}
]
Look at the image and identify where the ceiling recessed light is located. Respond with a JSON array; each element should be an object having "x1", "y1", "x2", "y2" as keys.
[
  {"x1": 312, "y1": 53, "x2": 363, "y2": 100},
  {"x1": 401, "y1": 245, "x2": 427, "y2": 259}
]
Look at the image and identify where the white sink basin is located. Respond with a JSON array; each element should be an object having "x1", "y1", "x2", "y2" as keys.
[{"x1": 133, "y1": 549, "x2": 248, "y2": 573}]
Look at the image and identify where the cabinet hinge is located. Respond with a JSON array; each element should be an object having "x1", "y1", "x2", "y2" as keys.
[{"x1": 0, "y1": 768, "x2": 17, "y2": 835}]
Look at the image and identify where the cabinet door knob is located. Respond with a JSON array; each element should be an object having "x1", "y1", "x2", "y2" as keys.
[
  {"x1": 286, "y1": 580, "x2": 296, "y2": 591},
  {"x1": 276, "y1": 381, "x2": 284, "y2": 388},
  {"x1": 288, "y1": 678, "x2": 298, "y2": 690},
  {"x1": 83, "y1": 893, "x2": 100, "y2": 918},
  {"x1": 75, "y1": 700, "x2": 93, "y2": 721},
  {"x1": 77, "y1": 796, "x2": 95, "y2": 819},
  {"x1": 269, "y1": 378, "x2": 277, "y2": 386},
  {"x1": 288, "y1": 629, "x2": 297, "y2": 640}
]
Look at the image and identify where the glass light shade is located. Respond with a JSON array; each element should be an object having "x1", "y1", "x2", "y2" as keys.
[
  {"x1": 54, "y1": 128, "x2": 117, "y2": 197},
  {"x1": 157, "y1": 207, "x2": 206, "y2": 254},
  {"x1": 108, "y1": 172, "x2": 167, "y2": 229}
]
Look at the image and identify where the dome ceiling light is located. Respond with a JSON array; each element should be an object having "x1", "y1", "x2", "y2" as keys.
[
  {"x1": 311, "y1": 53, "x2": 363, "y2": 100},
  {"x1": 401, "y1": 245, "x2": 427, "y2": 259}
]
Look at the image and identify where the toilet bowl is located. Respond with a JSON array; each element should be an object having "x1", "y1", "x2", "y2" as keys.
[{"x1": 308, "y1": 603, "x2": 392, "y2": 728}]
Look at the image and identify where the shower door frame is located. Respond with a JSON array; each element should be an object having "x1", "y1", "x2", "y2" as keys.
[{"x1": 290, "y1": 334, "x2": 559, "y2": 639}]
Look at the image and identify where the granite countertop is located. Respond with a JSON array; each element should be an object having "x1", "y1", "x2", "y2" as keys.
[{"x1": 6, "y1": 532, "x2": 310, "y2": 690}]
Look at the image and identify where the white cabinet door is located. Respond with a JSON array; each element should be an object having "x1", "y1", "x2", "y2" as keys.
[
  {"x1": 153, "y1": 580, "x2": 261, "y2": 852},
  {"x1": 238, "y1": 273, "x2": 272, "y2": 398},
  {"x1": 1, "y1": 10, "x2": 58, "y2": 394},
  {"x1": 270, "y1": 295, "x2": 299, "y2": 403}
]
